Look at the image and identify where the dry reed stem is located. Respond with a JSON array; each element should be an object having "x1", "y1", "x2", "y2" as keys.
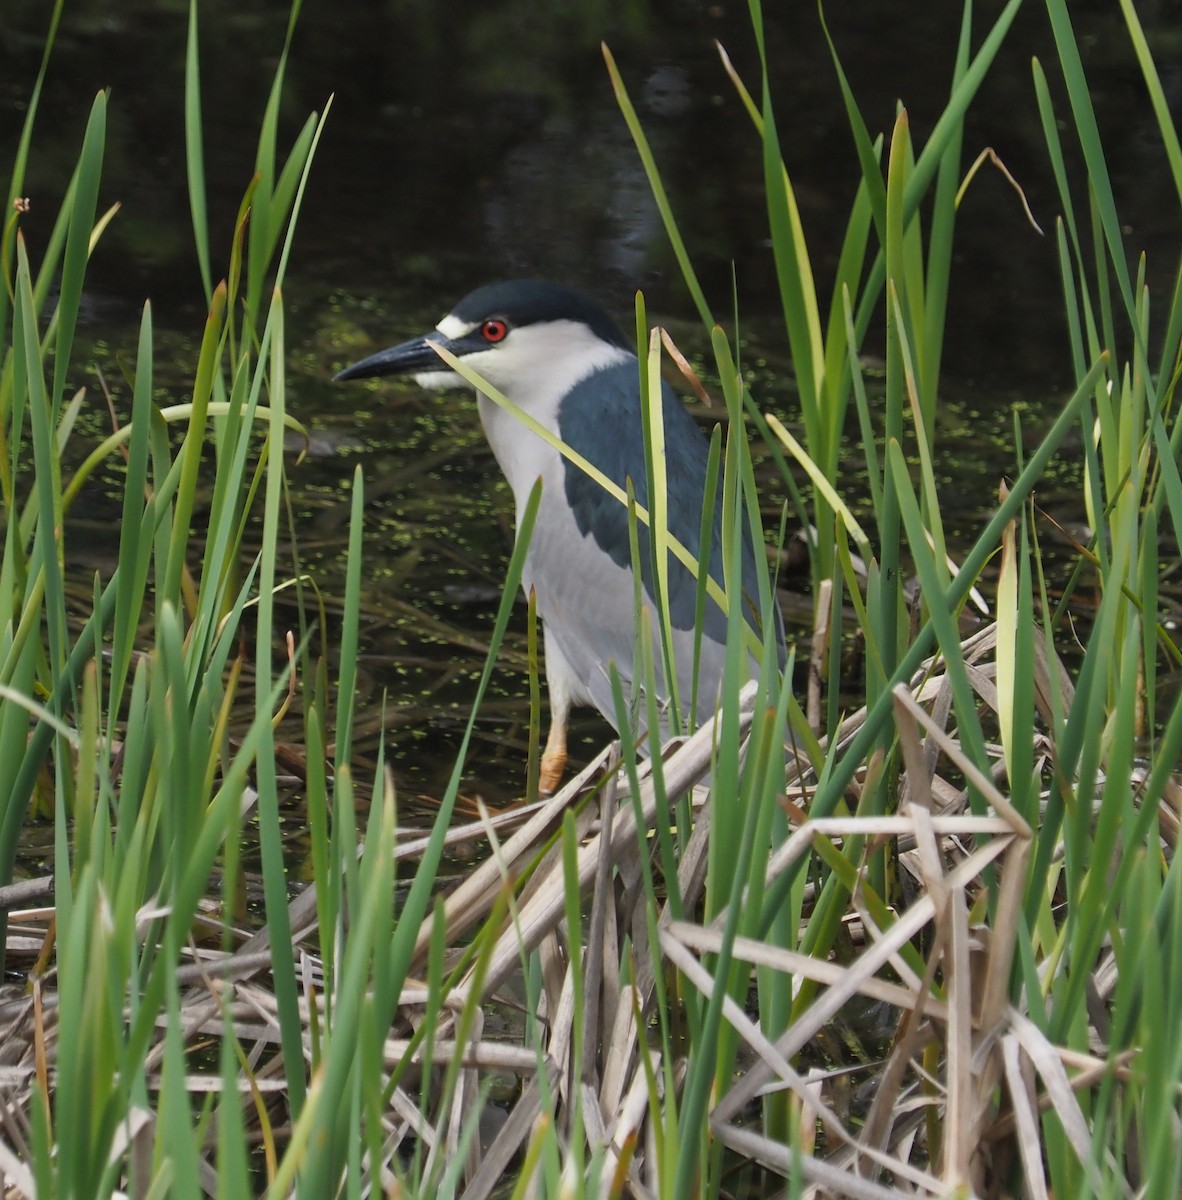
[{"x1": 2, "y1": 625, "x2": 1179, "y2": 1197}]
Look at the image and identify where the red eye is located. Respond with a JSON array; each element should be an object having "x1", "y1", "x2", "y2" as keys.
[{"x1": 481, "y1": 318, "x2": 509, "y2": 343}]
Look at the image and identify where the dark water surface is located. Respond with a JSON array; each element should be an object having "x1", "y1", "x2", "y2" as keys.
[{"x1": 3, "y1": 0, "x2": 1179, "y2": 804}]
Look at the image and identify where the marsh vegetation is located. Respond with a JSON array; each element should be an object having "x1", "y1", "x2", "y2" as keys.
[{"x1": 1, "y1": 2, "x2": 1180, "y2": 1198}]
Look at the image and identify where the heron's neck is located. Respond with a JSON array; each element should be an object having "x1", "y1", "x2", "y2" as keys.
[{"x1": 476, "y1": 338, "x2": 633, "y2": 511}]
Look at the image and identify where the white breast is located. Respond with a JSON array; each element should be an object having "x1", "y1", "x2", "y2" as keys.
[
  {"x1": 470, "y1": 321, "x2": 632, "y2": 526},
  {"x1": 461, "y1": 321, "x2": 692, "y2": 725}
]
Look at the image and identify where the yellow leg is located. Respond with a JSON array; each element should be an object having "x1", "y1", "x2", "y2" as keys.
[
  {"x1": 537, "y1": 627, "x2": 576, "y2": 796},
  {"x1": 539, "y1": 717, "x2": 568, "y2": 796}
]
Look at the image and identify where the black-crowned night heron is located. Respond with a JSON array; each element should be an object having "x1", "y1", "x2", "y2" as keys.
[{"x1": 336, "y1": 280, "x2": 784, "y2": 793}]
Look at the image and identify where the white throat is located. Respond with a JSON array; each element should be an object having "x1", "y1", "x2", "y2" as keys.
[{"x1": 418, "y1": 318, "x2": 633, "y2": 517}]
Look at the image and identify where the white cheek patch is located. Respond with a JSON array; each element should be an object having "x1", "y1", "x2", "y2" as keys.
[
  {"x1": 413, "y1": 368, "x2": 469, "y2": 390},
  {"x1": 437, "y1": 314, "x2": 476, "y2": 339}
]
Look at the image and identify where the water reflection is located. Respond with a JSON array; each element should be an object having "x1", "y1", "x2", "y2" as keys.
[{"x1": 7, "y1": 0, "x2": 1176, "y2": 355}]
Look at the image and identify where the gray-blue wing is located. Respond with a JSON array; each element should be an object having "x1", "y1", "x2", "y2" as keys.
[{"x1": 537, "y1": 361, "x2": 784, "y2": 734}]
